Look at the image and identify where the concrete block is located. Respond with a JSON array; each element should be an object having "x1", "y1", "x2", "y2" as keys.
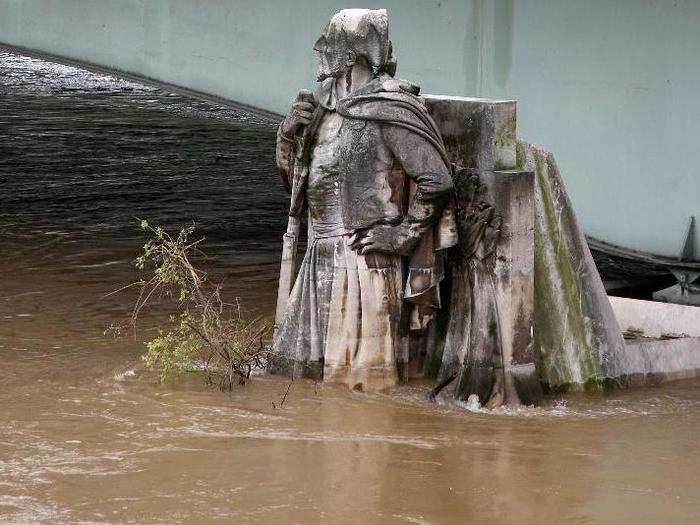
[
  {"x1": 437, "y1": 166, "x2": 537, "y2": 405},
  {"x1": 610, "y1": 296, "x2": 700, "y2": 338},
  {"x1": 423, "y1": 95, "x2": 516, "y2": 171},
  {"x1": 486, "y1": 168, "x2": 538, "y2": 402},
  {"x1": 483, "y1": 169, "x2": 535, "y2": 369},
  {"x1": 612, "y1": 337, "x2": 700, "y2": 386},
  {"x1": 425, "y1": 96, "x2": 536, "y2": 405}
]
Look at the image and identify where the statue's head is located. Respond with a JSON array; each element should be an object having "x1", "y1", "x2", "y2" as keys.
[{"x1": 313, "y1": 8, "x2": 397, "y2": 82}]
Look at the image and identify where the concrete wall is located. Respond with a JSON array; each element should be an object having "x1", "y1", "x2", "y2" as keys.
[
  {"x1": 610, "y1": 297, "x2": 700, "y2": 339},
  {"x1": 1, "y1": 0, "x2": 698, "y2": 259},
  {"x1": 496, "y1": 1, "x2": 700, "y2": 262}
]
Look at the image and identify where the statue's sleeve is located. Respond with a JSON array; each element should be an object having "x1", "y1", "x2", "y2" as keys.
[
  {"x1": 381, "y1": 124, "x2": 454, "y2": 235},
  {"x1": 276, "y1": 125, "x2": 296, "y2": 194}
]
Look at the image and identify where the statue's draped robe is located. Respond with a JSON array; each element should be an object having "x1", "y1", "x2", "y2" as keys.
[{"x1": 272, "y1": 75, "x2": 456, "y2": 391}]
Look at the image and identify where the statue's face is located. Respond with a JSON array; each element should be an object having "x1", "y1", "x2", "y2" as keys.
[
  {"x1": 313, "y1": 33, "x2": 348, "y2": 82},
  {"x1": 313, "y1": 9, "x2": 392, "y2": 82}
]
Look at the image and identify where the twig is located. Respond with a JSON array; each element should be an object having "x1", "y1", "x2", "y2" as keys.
[
  {"x1": 273, "y1": 379, "x2": 293, "y2": 409},
  {"x1": 429, "y1": 372, "x2": 457, "y2": 401}
]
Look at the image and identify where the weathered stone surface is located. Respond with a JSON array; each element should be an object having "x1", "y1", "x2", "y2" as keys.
[
  {"x1": 484, "y1": 169, "x2": 537, "y2": 402},
  {"x1": 272, "y1": 9, "x2": 457, "y2": 392},
  {"x1": 274, "y1": 216, "x2": 302, "y2": 337},
  {"x1": 614, "y1": 337, "x2": 700, "y2": 386},
  {"x1": 424, "y1": 96, "x2": 537, "y2": 405},
  {"x1": 436, "y1": 167, "x2": 501, "y2": 402},
  {"x1": 519, "y1": 141, "x2": 626, "y2": 391},
  {"x1": 605, "y1": 296, "x2": 700, "y2": 386},
  {"x1": 435, "y1": 167, "x2": 537, "y2": 405},
  {"x1": 424, "y1": 101, "x2": 698, "y2": 397},
  {"x1": 423, "y1": 95, "x2": 516, "y2": 171},
  {"x1": 610, "y1": 296, "x2": 700, "y2": 338},
  {"x1": 482, "y1": 170, "x2": 535, "y2": 369}
]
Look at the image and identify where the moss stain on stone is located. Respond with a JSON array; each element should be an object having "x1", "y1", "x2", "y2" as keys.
[{"x1": 529, "y1": 142, "x2": 599, "y2": 391}]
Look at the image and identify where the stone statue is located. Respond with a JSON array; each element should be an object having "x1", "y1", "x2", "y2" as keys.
[
  {"x1": 271, "y1": 8, "x2": 457, "y2": 392},
  {"x1": 267, "y1": 8, "x2": 638, "y2": 407}
]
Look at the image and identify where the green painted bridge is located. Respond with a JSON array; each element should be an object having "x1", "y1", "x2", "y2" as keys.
[{"x1": 1, "y1": 0, "x2": 698, "y2": 261}]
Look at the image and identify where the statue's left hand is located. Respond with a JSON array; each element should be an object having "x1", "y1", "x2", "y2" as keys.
[{"x1": 350, "y1": 223, "x2": 419, "y2": 256}]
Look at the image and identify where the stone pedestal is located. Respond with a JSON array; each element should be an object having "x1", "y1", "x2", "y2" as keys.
[
  {"x1": 482, "y1": 169, "x2": 537, "y2": 398},
  {"x1": 424, "y1": 95, "x2": 539, "y2": 404},
  {"x1": 424, "y1": 95, "x2": 516, "y2": 171},
  {"x1": 423, "y1": 95, "x2": 683, "y2": 398}
]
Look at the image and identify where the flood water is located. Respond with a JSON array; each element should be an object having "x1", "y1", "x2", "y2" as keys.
[{"x1": 1, "y1": 50, "x2": 699, "y2": 524}]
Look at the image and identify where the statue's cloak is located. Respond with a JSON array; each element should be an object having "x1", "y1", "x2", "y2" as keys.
[{"x1": 335, "y1": 76, "x2": 458, "y2": 326}]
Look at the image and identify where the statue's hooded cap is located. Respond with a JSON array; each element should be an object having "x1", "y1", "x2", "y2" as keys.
[{"x1": 314, "y1": 8, "x2": 397, "y2": 80}]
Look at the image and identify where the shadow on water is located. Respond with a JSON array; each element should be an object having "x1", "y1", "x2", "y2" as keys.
[{"x1": 1, "y1": 51, "x2": 699, "y2": 523}]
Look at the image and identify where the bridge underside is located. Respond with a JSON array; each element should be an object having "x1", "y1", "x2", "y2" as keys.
[{"x1": 1, "y1": 0, "x2": 698, "y2": 264}]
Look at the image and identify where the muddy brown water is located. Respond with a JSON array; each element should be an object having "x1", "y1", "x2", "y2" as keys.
[{"x1": 1, "y1": 51, "x2": 699, "y2": 524}]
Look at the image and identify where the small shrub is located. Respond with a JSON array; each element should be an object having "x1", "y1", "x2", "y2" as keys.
[{"x1": 117, "y1": 220, "x2": 270, "y2": 390}]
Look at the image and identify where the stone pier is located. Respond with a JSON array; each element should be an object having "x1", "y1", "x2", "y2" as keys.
[{"x1": 424, "y1": 95, "x2": 539, "y2": 404}]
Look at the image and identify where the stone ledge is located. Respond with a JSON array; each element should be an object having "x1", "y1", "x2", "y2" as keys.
[
  {"x1": 609, "y1": 337, "x2": 700, "y2": 387},
  {"x1": 610, "y1": 296, "x2": 700, "y2": 338},
  {"x1": 423, "y1": 95, "x2": 516, "y2": 171}
]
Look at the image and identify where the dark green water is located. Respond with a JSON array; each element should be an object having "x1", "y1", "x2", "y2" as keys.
[{"x1": 0, "y1": 50, "x2": 287, "y2": 316}]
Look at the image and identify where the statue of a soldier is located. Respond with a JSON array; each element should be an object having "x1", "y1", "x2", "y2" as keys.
[{"x1": 271, "y1": 8, "x2": 456, "y2": 391}]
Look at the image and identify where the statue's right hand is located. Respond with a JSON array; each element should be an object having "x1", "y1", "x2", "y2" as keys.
[{"x1": 280, "y1": 90, "x2": 316, "y2": 139}]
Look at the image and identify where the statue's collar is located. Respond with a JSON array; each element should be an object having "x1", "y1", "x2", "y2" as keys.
[
  {"x1": 315, "y1": 74, "x2": 420, "y2": 110},
  {"x1": 315, "y1": 78, "x2": 338, "y2": 110}
]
